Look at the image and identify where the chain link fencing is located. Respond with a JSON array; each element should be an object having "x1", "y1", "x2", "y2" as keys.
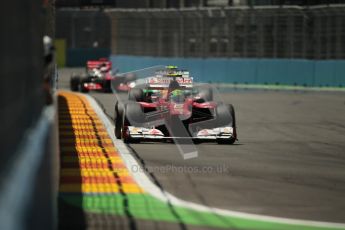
[
  {"x1": 56, "y1": 5, "x2": 345, "y2": 60},
  {"x1": 106, "y1": 5, "x2": 345, "y2": 59}
]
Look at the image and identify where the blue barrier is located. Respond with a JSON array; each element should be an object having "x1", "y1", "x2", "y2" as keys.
[{"x1": 110, "y1": 55, "x2": 345, "y2": 87}]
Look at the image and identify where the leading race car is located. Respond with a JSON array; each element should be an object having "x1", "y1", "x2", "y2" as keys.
[{"x1": 114, "y1": 66, "x2": 237, "y2": 144}]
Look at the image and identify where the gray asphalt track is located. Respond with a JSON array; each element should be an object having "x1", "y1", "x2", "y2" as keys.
[{"x1": 59, "y1": 68, "x2": 345, "y2": 223}]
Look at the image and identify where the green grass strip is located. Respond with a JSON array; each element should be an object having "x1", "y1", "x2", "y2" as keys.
[{"x1": 60, "y1": 194, "x2": 344, "y2": 230}]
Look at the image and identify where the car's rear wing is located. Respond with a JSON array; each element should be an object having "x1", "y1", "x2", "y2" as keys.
[
  {"x1": 155, "y1": 70, "x2": 190, "y2": 78},
  {"x1": 86, "y1": 58, "x2": 112, "y2": 71},
  {"x1": 146, "y1": 76, "x2": 193, "y2": 88}
]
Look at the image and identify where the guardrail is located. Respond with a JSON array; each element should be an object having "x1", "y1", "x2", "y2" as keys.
[{"x1": 0, "y1": 0, "x2": 58, "y2": 229}]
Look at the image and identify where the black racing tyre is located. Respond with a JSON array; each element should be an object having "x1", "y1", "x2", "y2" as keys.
[
  {"x1": 70, "y1": 76, "x2": 80, "y2": 92},
  {"x1": 128, "y1": 88, "x2": 144, "y2": 102},
  {"x1": 196, "y1": 86, "x2": 213, "y2": 102},
  {"x1": 125, "y1": 102, "x2": 145, "y2": 125},
  {"x1": 124, "y1": 74, "x2": 136, "y2": 83},
  {"x1": 103, "y1": 80, "x2": 112, "y2": 93},
  {"x1": 193, "y1": 139, "x2": 202, "y2": 144},
  {"x1": 216, "y1": 103, "x2": 235, "y2": 128},
  {"x1": 216, "y1": 104, "x2": 237, "y2": 145},
  {"x1": 229, "y1": 104, "x2": 236, "y2": 130},
  {"x1": 114, "y1": 102, "x2": 124, "y2": 139},
  {"x1": 111, "y1": 77, "x2": 124, "y2": 90},
  {"x1": 217, "y1": 137, "x2": 236, "y2": 145},
  {"x1": 122, "y1": 103, "x2": 145, "y2": 143},
  {"x1": 80, "y1": 79, "x2": 89, "y2": 93}
]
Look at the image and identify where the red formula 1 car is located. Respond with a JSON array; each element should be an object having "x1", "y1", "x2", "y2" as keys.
[
  {"x1": 114, "y1": 66, "x2": 237, "y2": 144},
  {"x1": 70, "y1": 58, "x2": 138, "y2": 93}
]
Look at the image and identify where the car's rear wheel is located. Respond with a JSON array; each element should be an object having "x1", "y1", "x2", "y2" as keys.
[
  {"x1": 103, "y1": 80, "x2": 112, "y2": 93},
  {"x1": 128, "y1": 88, "x2": 144, "y2": 102},
  {"x1": 70, "y1": 76, "x2": 80, "y2": 91},
  {"x1": 124, "y1": 74, "x2": 136, "y2": 83},
  {"x1": 196, "y1": 86, "x2": 213, "y2": 102}
]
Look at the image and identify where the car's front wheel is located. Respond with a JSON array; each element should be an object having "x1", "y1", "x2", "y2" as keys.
[
  {"x1": 216, "y1": 103, "x2": 237, "y2": 145},
  {"x1": 80, "y1": 79, "x2": 89, "y2": 93},
  {"x1": 114, "y1": 102, "x2": 124, "y2": 139},
  {"x1": 122, "y1": 103, "x2": 144, "y2": 144},
  {"x1": 217, "y1": 137, "x2": 236, "y2": 145}
]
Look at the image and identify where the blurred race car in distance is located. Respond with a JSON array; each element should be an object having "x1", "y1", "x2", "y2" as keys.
[
  {"x1": 111, "y1": 72, "x2": 137, "y2": 93},
  {"x1": 114, "y1": 66, "x2": 237, "y2": 144},
  {"x1": 70, "y1": 58, "x2": 137, "y2": 93},
  {"x1": 70, "y1": 58, "x2": 113, "y2": 93}
]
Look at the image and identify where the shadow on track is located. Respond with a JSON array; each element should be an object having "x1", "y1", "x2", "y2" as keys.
[
  {"x1": 126, "y1": 145, "x2": 187, "y2": 230},
  {"x1": 57, "y1": 95, "x2": 86, "y2": 230}
]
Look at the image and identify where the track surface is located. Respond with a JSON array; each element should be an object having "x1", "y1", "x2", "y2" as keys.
[{"x1": 59, "y1": 68, "x2": 345, "y2": 224}]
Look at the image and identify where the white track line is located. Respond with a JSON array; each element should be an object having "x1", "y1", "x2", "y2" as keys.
[{"x1": 86, "y1": 94, "x2": 345, "y2": 229}]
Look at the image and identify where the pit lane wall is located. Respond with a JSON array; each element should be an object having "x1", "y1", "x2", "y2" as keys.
[
  {"x1": 111, "y1": 55, "x2": 345, "y2": 87},
  {"x1": 0, "y1": 0, "x2": 58, "y2": 229}
]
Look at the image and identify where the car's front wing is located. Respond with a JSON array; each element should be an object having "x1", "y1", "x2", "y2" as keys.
[{"x1": 127, "y1": 126, "x2": 235, "y2": 141}]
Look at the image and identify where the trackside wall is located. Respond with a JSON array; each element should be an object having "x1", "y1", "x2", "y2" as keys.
[
  {"x1": 0, "y1": 0, "x2": 58, "y2": 229},
  {"x1": 111, "y1": 55, "x2": 345, "y2": 87}
]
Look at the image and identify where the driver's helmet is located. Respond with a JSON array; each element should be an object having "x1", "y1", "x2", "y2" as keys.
[
  {"x1": 90, "y1": 68, "x2": 100, "y2": 77},
  {"x1": 99, "y1": 63, "x2": 109, "y2": 72},
  {"x1": 170, "y1": 89, "x2": 185, "y2": 103}
]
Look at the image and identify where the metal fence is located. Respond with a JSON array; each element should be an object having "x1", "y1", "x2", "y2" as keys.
[
  {"x1": 56, "y1": 9, "x2": 111, "y2": 49},
  {"x1": 56, "y1": 5, "x2": 345, "y2": 59},
  {"x1": 310, "y1": 6, "x2": 345, "y2": 59}
]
